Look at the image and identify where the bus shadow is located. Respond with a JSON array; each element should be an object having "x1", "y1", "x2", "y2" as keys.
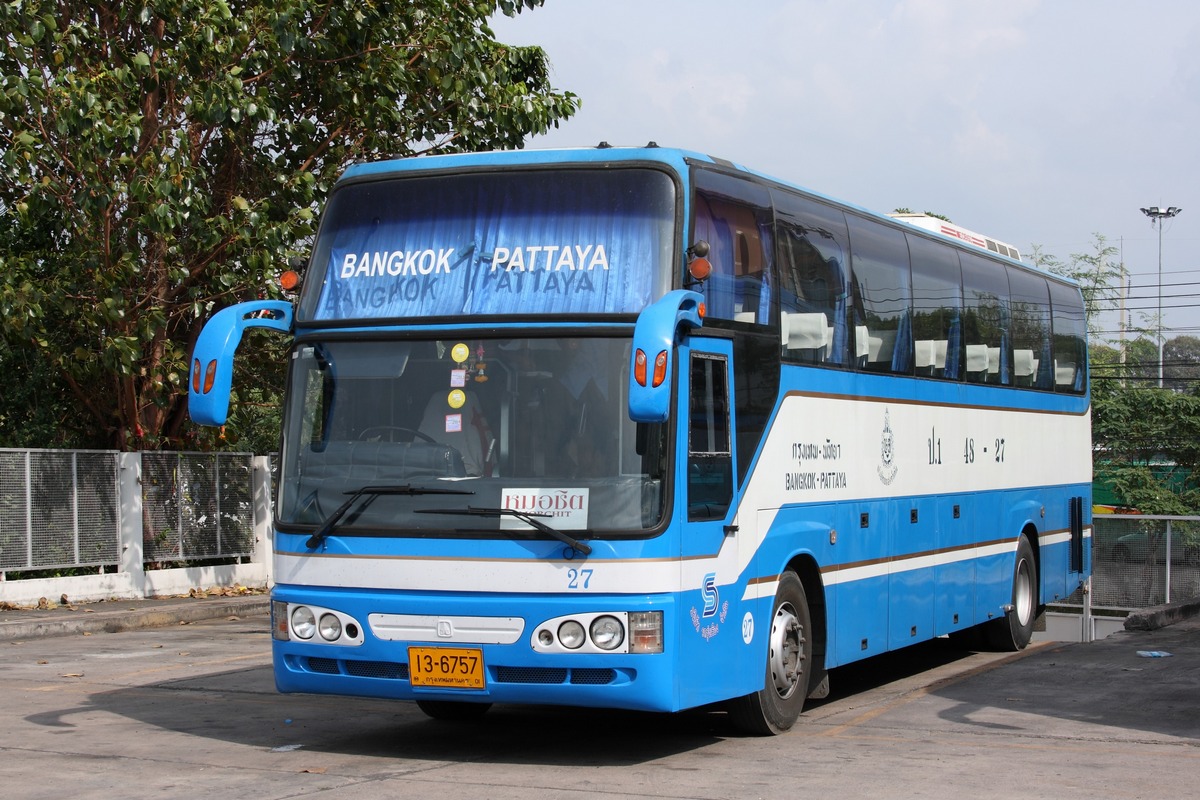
[{"x1": 28, "y1": 665, "x2": 729, "y2": 765}]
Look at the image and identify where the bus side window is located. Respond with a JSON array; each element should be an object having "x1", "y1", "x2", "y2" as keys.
[
  {"x1": 687, "y1": 353, "x2": 732, "y2": 522},
  {"x1": 847, "y1": 214, "x2": 914, "y2": 375},
  {"x1": 1007, "y1": 267, "x2": 1053, "y2": 390},
  {"x1": 1049, "y1": 280, "x2": 1087, "y2": 394},
  {"x1": 773, "y1": 190, "x2": 851, "y2": 367},
  {"x1": 960, "y1": 251, "x2": 1012, "y2": 386},
  {"x1": 692, "y1": 171, "x2": 774, "y2": 327},
  {"x1": 908, "y1": 234, "x2": 963, "y2": 381}
]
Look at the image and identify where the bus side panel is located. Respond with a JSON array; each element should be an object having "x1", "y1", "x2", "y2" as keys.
[
  {"x1": 935, "y1": 494, "x2": 977, "y2": 635},
  {"x1": 1034, "y1": 486, "x2": 1091, "y2": 605},
  {"x1": 890, "y1": 495, "x2": 937, "y2": 649},
  {"x1": 972, "y1": 488, "x2": 1015, "y2": 625},
  {"x1": 674, "y1": 568, "x2": 759, "y2": 711},
  {"x1": 832, "y1": 498, "x2": 892, "y2": 664}
]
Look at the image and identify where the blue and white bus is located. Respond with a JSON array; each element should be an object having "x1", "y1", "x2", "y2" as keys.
[{"x1": 189, "y1": 145, "x2": 1091, "y2": 734}]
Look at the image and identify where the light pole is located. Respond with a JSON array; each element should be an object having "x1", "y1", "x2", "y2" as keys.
[{"x1": 1140, "y1": 205, "x2": 1182, "y2": 388}]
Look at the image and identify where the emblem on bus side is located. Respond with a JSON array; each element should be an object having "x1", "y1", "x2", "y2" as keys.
[
  {"x1": 690, "y1": 573, "x2": 730, "y2": 641},
  {"x1": 877, "y1": 409, "x2": 898, "y2": 486}
]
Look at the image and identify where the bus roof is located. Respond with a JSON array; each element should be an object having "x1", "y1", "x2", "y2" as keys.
[
  {"x1": 339, "y1": 145, "x2": 711, "y2": 182},
  {"x1": 334, "y1": 145, "x2": 1064, "y2": 285}
]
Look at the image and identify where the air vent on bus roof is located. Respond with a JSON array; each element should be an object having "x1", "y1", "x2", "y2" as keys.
[{"x1": 890, "y1": 213, "x2": 1022, "y2": 262}]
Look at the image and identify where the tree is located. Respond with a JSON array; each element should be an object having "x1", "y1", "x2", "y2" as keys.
[
  {"x1": 0, "y1": 0, "x2": 578, "y2": 451},
  {"x1": 1163, "y1": 335, "x2": 1200, "y2": 394},
  {"x1": 1092, "y1": 383, "x2": 1200, "y2": 513}
]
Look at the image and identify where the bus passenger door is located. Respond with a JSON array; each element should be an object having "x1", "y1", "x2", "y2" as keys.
[{"x1": 676, "y1": 338, "x2": 745, "y2": 708}]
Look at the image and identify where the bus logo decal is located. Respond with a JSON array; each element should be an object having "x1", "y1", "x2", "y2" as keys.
[
  {"x1": 878, "y1": 409, "x2": 898, "y2": 486},
  {"x1": 702, "y1": 573, "x2": 719, "y2": 618}
]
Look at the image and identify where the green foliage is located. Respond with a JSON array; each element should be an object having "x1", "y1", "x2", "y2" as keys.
[
  {"x1": 1036, "y1": 234, "x2": 1200, "y2": 511},
  {"x1": 1093, "y1": 384, "x2": 1200, "y2": 513},
  {"x1": 0, "y1": 0, "x2": 578, "y2": 451}
]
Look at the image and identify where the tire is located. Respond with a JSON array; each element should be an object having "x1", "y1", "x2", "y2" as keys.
[
  {"x1": 415, "y1": 700, "x2": 492, "y2": 721},
  {"x1": 984, "y1": 534, "x2": 1038, "y2": 652},
  {"x1": 727, "y1": 571, "x2": 812, "y2": 735}
]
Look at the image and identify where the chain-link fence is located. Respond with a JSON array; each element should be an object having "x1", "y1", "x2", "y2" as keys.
[
  {"x1": 0, "y1": 449, "x2": 258, "y2": 574},
  {"x1": 0, "y1": 449, "x2": 121, "y2": 572},
  {"x1": 141, "y1": 452, "x2": 256, "y2": 562},
  {"x1": 1088, "y1": 514, "x2": 1200, "y2": 609}
]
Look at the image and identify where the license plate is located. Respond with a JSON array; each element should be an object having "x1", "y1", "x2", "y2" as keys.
[{"x1": 408, "y1": 646, "x2": 485, "y2": 689}]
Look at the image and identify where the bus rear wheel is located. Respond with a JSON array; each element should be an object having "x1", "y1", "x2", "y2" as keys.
[
  {"x1": 416, "y1": 700, "x2": 492, "y2": 721},
  {"x1": 985, "y1": 534, "x2": 1038, "y2": 651},
  {"x1": 727, "y1": 571, "x2": 812, "y2": 735}
]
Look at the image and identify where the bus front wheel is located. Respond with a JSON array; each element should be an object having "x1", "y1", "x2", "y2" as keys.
[
  {"x1": 727, "y1": 571, "x2": 812, "y2": 735},
  {"x1": 985, "y1": 534, "x2": 1038, "y2": 651}
]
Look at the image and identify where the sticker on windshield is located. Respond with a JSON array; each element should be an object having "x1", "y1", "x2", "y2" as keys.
[
  {"x1": 500, "y1": 488, "x2": 589, "y2": 530},
  {"x1": 444, "y1": 414, "x2": 463, "y2": 433}
]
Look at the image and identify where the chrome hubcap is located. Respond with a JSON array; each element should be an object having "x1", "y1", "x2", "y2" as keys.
[
  {"x1": 769, "y1": 602, "x2": 805, "y2": 698},
  {"x1": 1014, "y1": 556, "x2": 1033, "y2": 626}
]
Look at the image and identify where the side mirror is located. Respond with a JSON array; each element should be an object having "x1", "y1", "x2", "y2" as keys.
[
  {"x1": 628, "y1": 290, "x2": 705, "y2": 423},
  {"x1": 188, "y1": 300, "x2": 294, "y2": 426}
]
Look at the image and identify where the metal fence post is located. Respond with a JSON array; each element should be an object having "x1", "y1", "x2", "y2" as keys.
[
  {"x1": 118, "y1": 452, "x2": 145, "y2": 595},
  {"x1": 1164, "y1": 519, "x2": 1172, "y2": 604},
  {"x1": 22, "y1": 450, "x2": 32, "y2": 569},
  {"x1": 1081, "y1": 576, "x2": 1093, "y2": 643},
  {"x1": 251, "y1": 455, "x2": 274, "y2": 587}
]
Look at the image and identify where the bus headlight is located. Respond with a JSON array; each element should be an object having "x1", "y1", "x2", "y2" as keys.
[
  {"x1": 558, "y1": 620, "x2": 586, "y2": 649},
  {"x1": 589, "y1": 615, "x2": 624, "y2": 650},
  {"x1": 291, "y1": 606, "x2": 317, "y2": 640},
  {"x1": 318, "y1": 613, "x2": 343, "y2": 642}
]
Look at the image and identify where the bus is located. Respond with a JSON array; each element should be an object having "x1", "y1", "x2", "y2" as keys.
[{"x1": 188, "y1": 145, "x2": 1091, "y2": 734}]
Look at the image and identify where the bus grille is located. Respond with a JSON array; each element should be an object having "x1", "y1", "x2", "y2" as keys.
[
  {"x1": 301, "y1": 658, "x2": 614, "y2": 686},
  {"x1": 303, "y1": 657, "x2": 410, "y2": 680},
  {"x1": 493, "y1": 666, "x2": 616, "y2": 685}
]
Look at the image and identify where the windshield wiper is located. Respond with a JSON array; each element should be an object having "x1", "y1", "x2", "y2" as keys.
[
  {"x1": 416, "y1": 506, "x2": 592, "y2": 556},
  {"x1": 306, "y1": 485, "x2": 475, "y2": 549}
]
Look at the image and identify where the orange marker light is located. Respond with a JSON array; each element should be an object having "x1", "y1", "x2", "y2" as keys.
[
  {"x1": 634, "y1": 349, "x2": 647, "y2": 386},
  {"x1": 697, "y1": 302, "x2": 706, "y2": 318},
  {"x1": 203, "y1": 360, "x2": 218, "y2": 394},
  {"x1": 280, "y1": 270, "x2": 301, "y2": 291},
  {"x1": 652, "y1": 350, "x2": 668, "y2": 387},
  {"x1": 688, "y1": 257, "x2": 713, "y2": 282}
]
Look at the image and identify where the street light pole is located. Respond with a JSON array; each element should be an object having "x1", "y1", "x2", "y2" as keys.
[{"x1": 1140, "y1": 206, "x2": 1182, "y2": 388}]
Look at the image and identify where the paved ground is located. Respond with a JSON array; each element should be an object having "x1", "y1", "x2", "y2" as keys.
[{"x1": 1, "y1": 595, "x2": 1197, "y2": 799}]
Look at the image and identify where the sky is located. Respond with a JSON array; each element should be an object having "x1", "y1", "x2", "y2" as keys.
[{"x1": 490, "y1": 0, "x2": 1200, "y2": 344}]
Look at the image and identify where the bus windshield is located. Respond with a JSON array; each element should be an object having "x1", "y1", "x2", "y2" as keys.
[
  {"x1": 277, "y1": 336, "x2": 669, "y2": 538},
  {"x1": 299, "y1": 168, "x2": 678, "y2": 323}
]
